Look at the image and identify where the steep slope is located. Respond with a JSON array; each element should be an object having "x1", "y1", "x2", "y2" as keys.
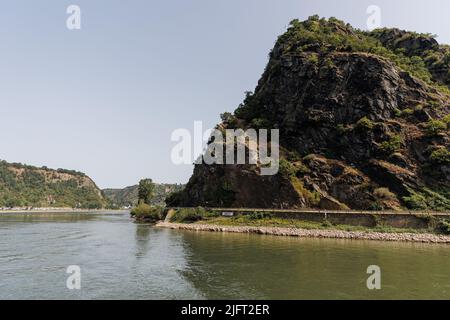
[
  {"x1": 168, "y1": 16, "x2": 450, "y2": 211},
  {"x1": 0, "y1": 160, "x2": 106, "y2": 208},
  {"x1": 103, "y1": 183, "x2": 184, "y2": 207},
  {"x1": 369, "y1": 28, "x2": 450, "y2": 87}
]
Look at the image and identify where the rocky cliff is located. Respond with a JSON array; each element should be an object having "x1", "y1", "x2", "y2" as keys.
[
  {"x1": 0, "y1": 160, "x2": 106, "y2": 208},
  {"x1": 168, "y1": 16, "x2": 450, "y2": 211}
]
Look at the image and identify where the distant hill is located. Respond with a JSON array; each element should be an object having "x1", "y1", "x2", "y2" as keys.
[
  {"x1": 103, "y1": 183, "x2": 184, "y2": 207},
  {"x1": 0, "y1": 160, "x2": 106, "y2": 208}
]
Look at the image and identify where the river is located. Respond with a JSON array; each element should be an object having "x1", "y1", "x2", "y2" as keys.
[{"x1": 0, "y1": 212, "x2": 448, "y2": 299}]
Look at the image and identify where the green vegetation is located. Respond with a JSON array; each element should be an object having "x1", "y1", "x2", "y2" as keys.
[
  {"x1": 199, "y1": 215, "x2": 430, "y2": 234},
  {"x1": 129, "y1": 179, "x2": 173, "y2": 221},
  {"x1": 169, "y1": 207, "x2": 220, "y2": 223},
  {"x1": 429, "y1": 147, "x2": 450, "y2": 164},
  {"x1": 165, "y1": 207, "x2": 449, "y2": 235},
  {"x1": 278, "y1": 158, "x2": 320, "y2": 205},
  {"x1": 130, "y1": 203, "x2": 164, "y2": 222},
  {"x1": 220, "y1": 112, "x2": 238, "y2": 128},
  {"x1": 403, "y1": 193, "x2": 428, "y2": 210},
  {"x1": 307, "y1": 53, "x2": 319, "y2": 65},
  {"x1": 281, "y1": 16, "x2": 445, "y2": 91},
  {"x1": 205, "y1": 181, "x2": 236, "y2": 207},
  {"x1": 168, "y1": 16, "x2": 450, "y2": 213},
  {"x1": 443, "y1": 114, "x2": 450, "y2": 126},
  {"x1": 370, "y1": 28, "x2": 450, "y2": 88},
  {"x1": 379, "y1": 135, "x2": 403, "y2": 154},
  {"x1": 165, "y1": 189, "x2": 185, "y2": 207},
  {"x1": 403, "y1": 188, "x2": 450, "y2": 211},
  {"x1": 290, "y1": 177, "x2": 321, "y2": 206},
  {"x1": 138, "y1": 178, "x2": 155, "y2": 205},
  {"x1": 400, "y1": 108, "x2": 414, "y2": 117},
  {"x1": 424, "y1": 119, "x2": 447, "y2": 137},
  {"x1": 103, "y1": 183, "x2": 184, "y2": 208},
  {"x1": 0, "y1": 160, "x2": 104, "y2": 208},
  {"x1": 278, "y1": 158, "x2": 298, "y2": 178},
  {"x1": 234, "y1": 17, "x2": 450, "y2": 126},
  {"x1": 356, "y1": 116, "x2": 374, "y2": 130},
  {"x1": 248, "y1": 211, "x2": 273, "y2": 220},
  {"x1": 436, "y1": 219, "x2": 450, "y2": 235},
  {"x1": 250, "y1": 118, "x2": 271, "y2": 129}
]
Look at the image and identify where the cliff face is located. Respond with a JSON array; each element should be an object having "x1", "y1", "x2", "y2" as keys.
[
  {"x1": 0, "y1": 161, "x2": 106, "y2": 208},
  {"x1": 168, "y1": 17, "x2": 450, "y2": 211}
]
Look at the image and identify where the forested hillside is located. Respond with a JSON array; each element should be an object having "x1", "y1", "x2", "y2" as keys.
[{"x1": 0, "y1": 160, "x2": 106, "y2": 208}]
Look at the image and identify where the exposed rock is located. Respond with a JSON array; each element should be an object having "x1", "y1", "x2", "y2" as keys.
[
  {"x1": 169, "y1": 17, "x2": 450, "y2": 211},
  {"x1": 157, "y1": 222, "x2": 450, "y2": 244}
]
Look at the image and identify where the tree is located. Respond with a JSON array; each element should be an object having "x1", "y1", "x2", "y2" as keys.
[{"x1": 138, "y1": 178, "x2": 155, "y2": 205}]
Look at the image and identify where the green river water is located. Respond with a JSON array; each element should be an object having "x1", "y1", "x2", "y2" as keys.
[{"x1": 0, "y1": 212, "x2": 448, "y2": 299}]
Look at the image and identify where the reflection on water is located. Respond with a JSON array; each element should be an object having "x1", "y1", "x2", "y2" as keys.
[
  {"x1": 0, "y1": 212, "x2": 449, "y2": 299},
  {"x1": 180, "y1": 232, "x2": 450, "y2": 299}
]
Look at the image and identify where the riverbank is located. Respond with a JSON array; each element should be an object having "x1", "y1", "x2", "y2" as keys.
[
  {"x1": 0, "y1": 208, "x2": 129, "y2": 214},
  {"x1": 156, "y1": 221, "x2": 450, "y2": 243}
]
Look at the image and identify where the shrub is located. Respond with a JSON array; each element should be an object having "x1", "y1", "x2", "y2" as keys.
[
  {"x1": 369, "y1": 202, "x2": 384, "y2": 211},
  {"x1": 220, "y1": 112, "x2": 238, "y2": 127},
  {"x1": 278, "y1": 159, "x2": 297, "y2": 178},
  {"x1": 436, "y1": 219, "x2": 450, "y2": 235},
  {"x1": 290, "y1": 176, "x2": 321, "y2": 206},
  {"x1": 250, "y1": 118, "x2": 271, "y2": 129},
  {"x1": 356, "y1": 117, "x2": 374, "y2": 130},
  {"x1": 429, "y1": 148, "x2": 450, "y2": 164},
  {"x1": 414, "y1": 104, "x2": 424, "y2": 113},
  {"x1": 443, "y1": 114, "x2": 450, "y2": 126},
  {"x1": 393, "y1": 108, "x2": 402, "y2": 117},
  {"x1": 321, "y1": 219, "x2": 333, "y2": 227},
  {"x1": 424, "y1": 119, "x2": 446, "y2": 137},
  {"x1": 307, "y1": 53, "x2": 319, "y2": 65},
  {"x1": 403, "y1": 193, "x2": 428, "y2": 210},
  {"x1": 165, "y1": 190, "x2": 184, "y2": 207},
  {"x1": 215, "y1": 182, "x2": 236, "y2": 207},
  {"x1": 379, "y1": 135, "x2": 402, "y2": 154},
  {"x1": 130, "y1": 203, "x2": 163, "y2": 221},
  {"x1": 374, "y1": 187, "x2": 397, "y2": 200},
  {"x1": 248, "y1": 211, "x2": 273, "y2": 220},
  {"x1": 428, "y1": 100, "x2": 441, "y2": 109},
  {"x1": 170, "y1": 207, "x2": 218, "y2": 223}
]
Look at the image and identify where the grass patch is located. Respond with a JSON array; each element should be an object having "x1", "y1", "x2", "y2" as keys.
[
  {"x1": 198, "y1": 216, "x2": 431, "y2": 234},
  {"x1": 170, "y1": 207, "x2": 220, "y2": 223}
]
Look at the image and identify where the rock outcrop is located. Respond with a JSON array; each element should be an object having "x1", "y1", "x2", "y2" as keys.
[{"x1": 168, "y1": 16, "x2": 450, "y2": 211}]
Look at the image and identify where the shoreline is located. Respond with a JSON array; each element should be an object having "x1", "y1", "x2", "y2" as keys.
[
  {"x1": 0, "y1": 208, "x2": 129, "y2": 214},
  {"x1": 156, "y1": 222, "x2": 450, "y2": 244}
]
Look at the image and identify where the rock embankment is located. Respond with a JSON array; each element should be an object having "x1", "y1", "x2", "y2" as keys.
[{"x1": 156, "y1": 222, "x2": 450, "y2": 244}]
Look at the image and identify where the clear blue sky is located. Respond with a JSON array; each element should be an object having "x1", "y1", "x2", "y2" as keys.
[{"x1": 0, "y1": 0, "x2": 449, "y2": 188}]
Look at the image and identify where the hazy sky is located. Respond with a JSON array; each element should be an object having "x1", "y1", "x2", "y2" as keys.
[{"x1": 0, "y1": 0, "x2": 449, "y2": 188}]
